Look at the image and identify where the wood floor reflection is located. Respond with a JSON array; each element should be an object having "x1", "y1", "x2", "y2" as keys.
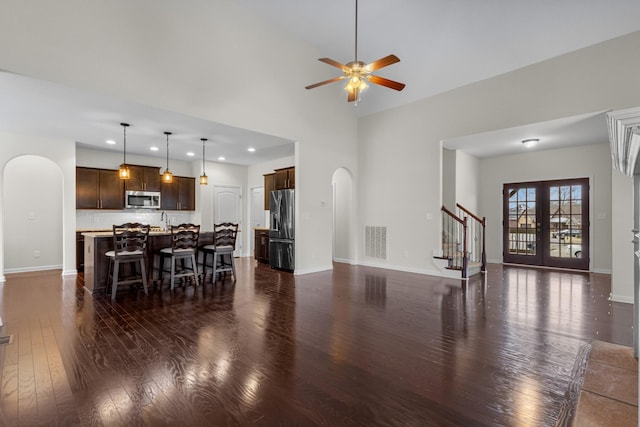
[{"x1": 0, "y1": 261, "x2": 632, "y2": 426}]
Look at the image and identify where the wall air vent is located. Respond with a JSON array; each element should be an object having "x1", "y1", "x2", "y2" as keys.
[{"x1": 365, "y1": 226, "x2": 387, "y2": 260}]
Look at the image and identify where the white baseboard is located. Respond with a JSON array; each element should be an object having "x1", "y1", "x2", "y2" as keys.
[
  {"x1": 356, "y1": 259, "x2": 444, "y2": 278},
  {"x1": 62, "y1": 269, "x2": 78, "y2": 277},
  {"x1": 0, "y1": 275, "x2": 4, "y2": 283},
  {"x1": 3, "y1": 265, "x2": 63, "y2": 274},
  {"x1": 610, "y1": 293, "x2": 633, "y2": 304},
  {"x1": 592, "y1": 268, "x2": 612, "y2": 274},
  {"x1": 333, "y1": 258, "x2": 356, "y2": 265},
  {"x1": 294, "y1": 265, "x2": 334, "y2": 275}
]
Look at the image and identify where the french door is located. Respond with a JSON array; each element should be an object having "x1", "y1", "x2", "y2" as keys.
[{"x1": 503, "y1": 178, "x2": 589, "y2": 270}]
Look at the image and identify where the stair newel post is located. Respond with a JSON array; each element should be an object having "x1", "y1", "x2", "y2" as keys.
[
  {"x1": 481, "y1": 217, "x2": 487, "y2": 272},
  {"x1": 462, "y1": 216, "x2": 468, "y2": 279}
]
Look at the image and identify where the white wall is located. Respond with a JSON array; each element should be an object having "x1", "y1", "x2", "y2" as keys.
[
  {"x1": 455, "y1": 150, "x2": 480, "y2": 214},
  {"x1": 358, "y1": 31, "x2": 640, "y2": 285},
  {"x1": 479, "y1": 143, "x2": 612, "y2": 273},
  {"x1": 611, "y1": 169, "x2": 634, "y2": 302},
  {"x1": 442, "y1": 148, "x2": 456, "y2": 210},
  {"x1": 0, "y1": 132, "x2": 76, "y2": 281},
  {"x1": 3, "y1": 156, "x2": 62, "y2": 272},
  {"x1": 0, "y1": 0, "x2": 358, "y2": 275}
]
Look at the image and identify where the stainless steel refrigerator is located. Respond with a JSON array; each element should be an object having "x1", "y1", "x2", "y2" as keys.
[{"x1": 269, "y1": 189, "x2": 294, "y2": 271}]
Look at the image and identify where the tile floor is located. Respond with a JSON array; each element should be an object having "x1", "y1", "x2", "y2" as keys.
[{"x1": 573, "y1": 340, "x2": 638, "y2": 426}]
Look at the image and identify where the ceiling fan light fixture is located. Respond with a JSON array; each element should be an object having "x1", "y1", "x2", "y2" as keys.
[
  {"x1": 118, "y1": 122, "x2": 131, "y2": 180},
  {"x1": 162, "y1": 131, "x2": 173, "y2": 183},
  {"x1": 304, "y1": 0, "x2": 405, "y2": 103}
]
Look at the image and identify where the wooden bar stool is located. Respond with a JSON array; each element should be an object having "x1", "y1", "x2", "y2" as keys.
[
  {"x1": 157, "y1": 223, "x2": 200, "y2": 290},
  {"x1": 105, "y1": 223, "x2": 150, "y2": 300},
  {"x1": 201, "y1": 222, "x2": 238, "y2": 283}
]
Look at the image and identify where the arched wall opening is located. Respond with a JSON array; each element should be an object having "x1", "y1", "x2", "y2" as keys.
[
  {"x1": 3, "y1": 155, "x2": 63, "y2": 274},
  {"x1": 332, "y1": 167, "x2": 355, "y2": 263}
]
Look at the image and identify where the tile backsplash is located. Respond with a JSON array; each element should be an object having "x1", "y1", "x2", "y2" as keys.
[{"x1": 76, "y1": 210, "x2": 195, "y2": 230}]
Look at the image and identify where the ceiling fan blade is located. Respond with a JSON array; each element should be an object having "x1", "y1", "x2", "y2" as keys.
[
  {"x1": 305, "y1": 76, "x2": 345, "y2": 90},
  {"x1": 318, "y1": 57, "x2": 348, "y2": 71},
  {"x1": 366, "y1": 54, "x2": 400, "y2": 72},
  {"x1": 366, "y1": 75, "x2": 406, "y2": 91}
]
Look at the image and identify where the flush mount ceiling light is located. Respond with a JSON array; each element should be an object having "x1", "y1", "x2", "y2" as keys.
[
  {"x1": 162, "y1": 131, "x2": 173, "y2": 183},
  {"x1": 522, "y1": 138, "x2": 540, "y2": 148},
  {"x1": 118, "y1": 123, "x2": 131, "y2": 180},
  {"x1": 305, "y1": 0, "x2": 405, "y2": 103},
  {"x1": 200, "y1": 138, "x2": 208, "y2": 186}
]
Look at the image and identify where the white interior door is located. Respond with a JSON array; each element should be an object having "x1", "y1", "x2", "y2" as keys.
[{"x1": 214, "y1": 186, "x2": 243, "y2": 256}]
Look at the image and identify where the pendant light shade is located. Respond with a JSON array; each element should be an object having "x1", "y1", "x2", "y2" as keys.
[
  {"x1": 118, "y1": 123, "x2": 131, "y2": 180},
  {"x1": 200, "y1": 138, "x2": 208, "y2": 185},
  {"x1": 162, "y1": 131, "x2": 173, "y2": 183}
]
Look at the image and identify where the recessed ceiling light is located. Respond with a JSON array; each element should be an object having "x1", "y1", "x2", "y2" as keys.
[
  {"x1": 247, "y1": 147, "x2": 256, "y2": 152},
  {"x1": 150, "y1": 146, "x2": 159, "y2": 151},
  {"x1": 218, "y1": 156, "x2": 225, "y2": 161},
  {"x1": 186, "y1": 152, "x2": 195, "y2": 157},
  {"x1": 521, "y1": 138, "x2": 539, "y2": 148},
  {"x1": 106, "y1": 139, "x2": 116, "y2": 145}
]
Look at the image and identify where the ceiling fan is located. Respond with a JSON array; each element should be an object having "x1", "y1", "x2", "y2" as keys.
[{"x1": 305, "y1": 0, "x2": 406, "y2": 103}]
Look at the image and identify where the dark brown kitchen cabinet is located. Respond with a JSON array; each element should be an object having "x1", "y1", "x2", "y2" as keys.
[
  {"x1": 76, "y1": 167, "x2": 123, "y2": 209},
  {"x1": 264, "y1": 173, "x2": 275, "y2": 210},
  {"x1": 254, "y1": 229, "x2": 270, "y2": 263},
  {"x1": 76, "y1": 231, "x2": 85, "y2": 272},
  {"x1": 274, "y1": 167, "x2": 295, "y2": 190},
  {"x1": 125, "y1": 165, "x2": 161, "y2": 192},
  {"x1": 161, "y1": 176, "x2": 195, "y2": 210}
]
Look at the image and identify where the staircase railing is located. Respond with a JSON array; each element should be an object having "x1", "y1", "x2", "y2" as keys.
[
  {"x1": 456, "y1": 203, "x2": 486, "y2": 273},
  {"x1": 441, "y1": 206, "x2": 468, "y2": 278}
]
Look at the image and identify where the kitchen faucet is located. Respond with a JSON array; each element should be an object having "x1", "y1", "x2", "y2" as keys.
[{"x1": 160, "y1": 211, "x2": 169, "y2": 231}]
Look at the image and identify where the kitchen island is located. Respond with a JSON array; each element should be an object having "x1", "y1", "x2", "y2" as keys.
[{"x1": 82, "y1": 229, "x2": 214, "y2": 294}]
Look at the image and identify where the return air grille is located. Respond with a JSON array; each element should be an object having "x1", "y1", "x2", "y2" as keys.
[{"x1": 365, "y1": 226, "x2": 387, "y2": 260}]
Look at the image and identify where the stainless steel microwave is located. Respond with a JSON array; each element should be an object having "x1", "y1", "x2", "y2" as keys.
[{"x1": 125, "y1": 191, "x2": 161, "y2": 209}]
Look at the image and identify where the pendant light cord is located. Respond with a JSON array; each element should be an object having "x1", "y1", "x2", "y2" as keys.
[
  {"x1": 120, "y1": 122, "x2": 129, "y2": 164},
  {"x1": 165, "y1": 132, "x2": 170, "y2": 170},
  {"x1": 201, "y1": 138, "x2": 207, "y2": 174}
]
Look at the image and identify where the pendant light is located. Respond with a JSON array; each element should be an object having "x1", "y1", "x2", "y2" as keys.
[
  {"x1": 200, "y1": 138, "x2": 208, "y2": 185},
  {"x1": 162, "y1": 131, "x2": 173, "y2": 183},
  {"x1": 118, "y1": 123, "x2": 131, "y2": 180}
]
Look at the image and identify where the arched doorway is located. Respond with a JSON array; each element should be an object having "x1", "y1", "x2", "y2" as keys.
[
  {"x1": 3, "y1": 155, "x2": 63, "y2": 273},
  {"x1": 332, "y1": 168, "x2": 354, "y2": 263}
]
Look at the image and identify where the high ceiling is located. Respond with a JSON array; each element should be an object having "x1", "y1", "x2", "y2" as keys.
[
  {"x1": 237, "y1": 0, "x2": 640, "y2": 117},
  {"x1": 2, "y1": 1, "x2": 640, "y2": 161}
]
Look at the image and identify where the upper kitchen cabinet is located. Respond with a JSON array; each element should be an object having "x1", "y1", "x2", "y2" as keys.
[
  {"x1": 264, "y1": 173, "x2": 275, "y2": 210},
  {"x1": 274, "y1": 167, "x2": 295, "y2": 190},
  {"x1": 76, "y1": 167, "x2": 123, "y2": 209},
  {"x1": 161, "y1": 176, "x2": 195, "y2": 210},
  {"x1": 125, "y1": 165, "x2": 161, "y2": 192}
]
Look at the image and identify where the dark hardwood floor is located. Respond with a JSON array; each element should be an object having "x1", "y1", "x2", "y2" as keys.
[{"x1": 0, "y1": 260, "x2": 632, "y2": 426}]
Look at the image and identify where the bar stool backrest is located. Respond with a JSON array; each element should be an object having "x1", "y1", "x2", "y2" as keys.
[
  {"x1": 112, "y1": 223, "x2": 150, "y2": 259},
  {"x1": 170, "y1": 223, "x2": 200, "y2": 252},
  {"x1": 213, "y1": 222, "x2": 238, "y2": 249}
]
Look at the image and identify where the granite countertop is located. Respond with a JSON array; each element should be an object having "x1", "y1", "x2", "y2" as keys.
[
  {"x1": 82, "y1": 229, "x2": 214, "y2": 237},
  {"x1": 254, "y1": 227, "x2": 270, "y2": 231}
]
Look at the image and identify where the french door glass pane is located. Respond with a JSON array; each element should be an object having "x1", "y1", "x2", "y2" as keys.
[
  {"x1": 549, "y1": 184, "x2": 583, "y2": 259},
  {"x1": 508, "y1": 187, "x2": 536, "y2": 255}
]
